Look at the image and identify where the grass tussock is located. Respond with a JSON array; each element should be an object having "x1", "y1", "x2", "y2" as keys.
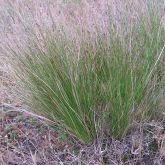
[{"x1": 8, "y1": 0, "x2": 165, "y2": 144}]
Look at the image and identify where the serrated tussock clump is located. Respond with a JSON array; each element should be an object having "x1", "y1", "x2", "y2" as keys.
[{"x1": 8, "y1": 0, "x2": 165, "y2": 144}]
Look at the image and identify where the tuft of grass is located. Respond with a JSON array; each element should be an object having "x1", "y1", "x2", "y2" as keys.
[{"x1": 10, "y1": 0, "x2": 165, "y2": 143}]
